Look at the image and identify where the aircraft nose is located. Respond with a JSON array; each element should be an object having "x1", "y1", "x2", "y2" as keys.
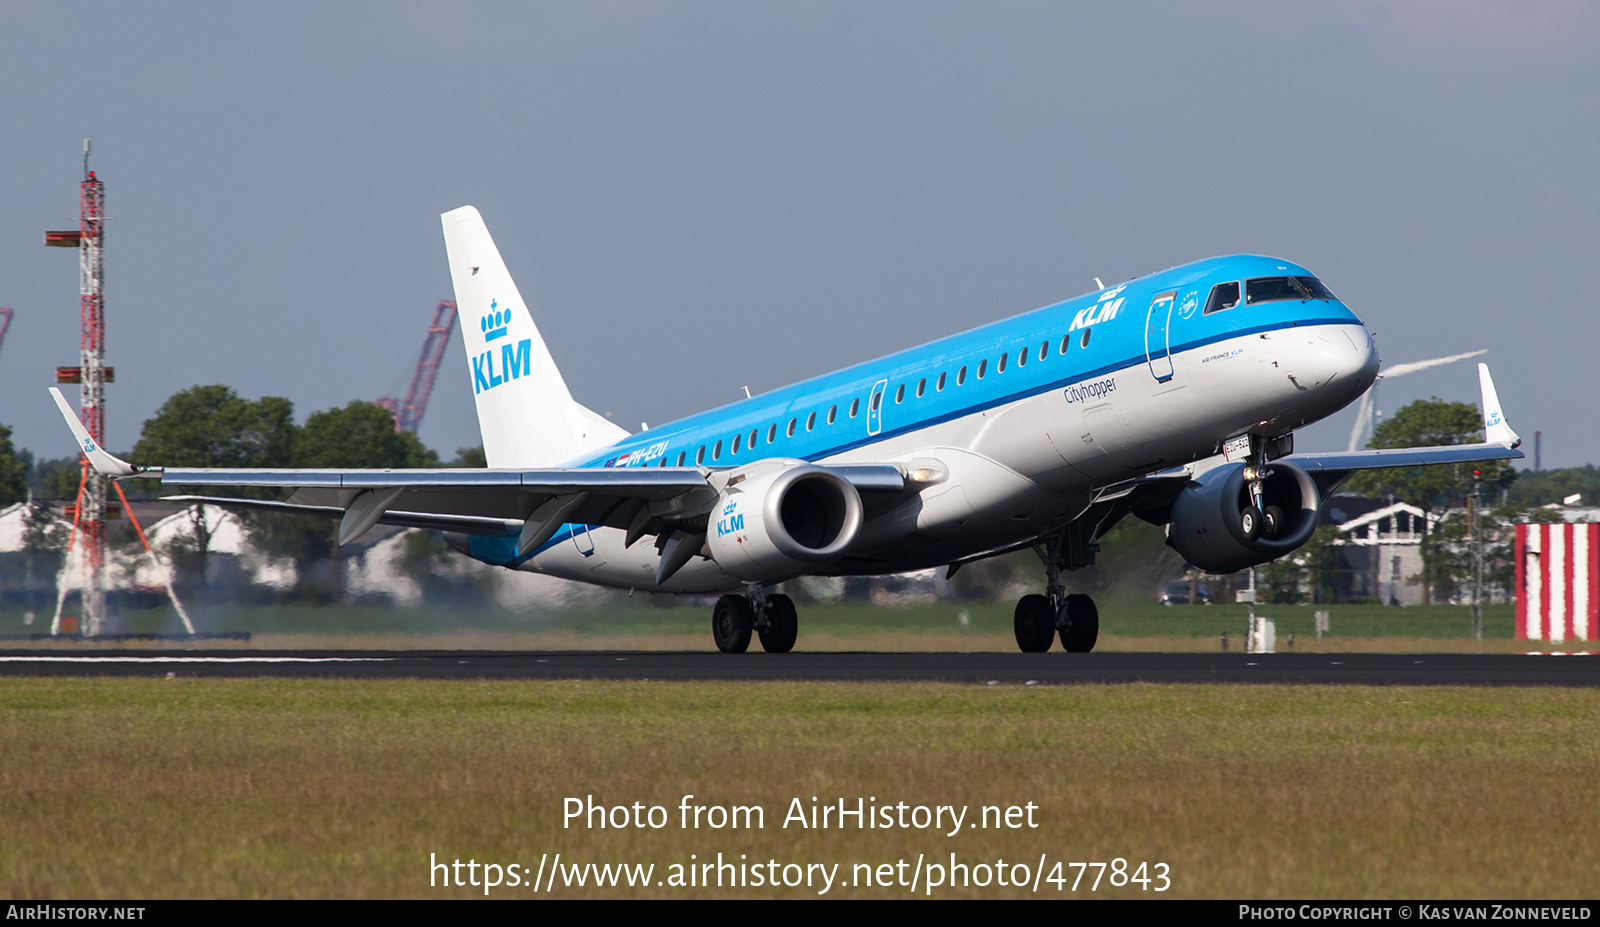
[
  {"x1": 1289, "y1": 326, "x2": 1378, "y2": 395},
  {"x1": 1339, "y1": 326, "x2": 1380, "y2": 393}
]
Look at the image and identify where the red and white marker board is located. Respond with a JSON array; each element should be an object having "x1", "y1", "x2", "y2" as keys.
[{"x1": 1516, "y1": 523, "x2": 1600, "y2": 641}]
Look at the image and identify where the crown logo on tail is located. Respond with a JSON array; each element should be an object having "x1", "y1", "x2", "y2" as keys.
[{"x1": 482, "y1": 299, "x2": 510, "y2": 342}]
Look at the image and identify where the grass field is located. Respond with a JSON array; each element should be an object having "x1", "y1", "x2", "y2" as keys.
[
  {"x1": 8, "y1": 597, "x2": 1556, "y2": 654},
  {"x1": 2, "y1": 677, "x2": 1596, "y2": 899}
]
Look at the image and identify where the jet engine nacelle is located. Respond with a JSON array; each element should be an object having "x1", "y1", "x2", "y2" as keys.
[
  {"x1": 705, "y1": 464, "x2": 864, "y2": 582},
  {"x1": 1166, "y1": 460, "x2": 1321, "y2": 574}
]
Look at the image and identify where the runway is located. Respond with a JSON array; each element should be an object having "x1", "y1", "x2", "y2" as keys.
[{"x1": 0, "y1": 650, "x2": 1596, "y2": 686}]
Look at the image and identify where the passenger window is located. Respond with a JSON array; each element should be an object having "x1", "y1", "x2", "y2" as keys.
[
  {"x1": 1016, "y1": 348, "x2": 1026, "y2": 368},
  {"x1": 806, "y1": 412, "x2": 816, "y2": 431},
  {"x1": 977, "y1": 359, "x2": 987, "y2": 379},
  {"x1": 998, "y1": 354, "x2": 1007, "y2": 373},
  {"x1": 827, "y1": 405, "x2": 837, "y2": 425},
  {"x1": 850, "y1": 397, "x2": 859, "y2": 418},
  {"x1": 1039, "y1": 341, "x2": 1049, "y2": 362},
  {"x1": 916, "y1": 377, "x2": 926, "y2": 397},
  {"x1": 871, "y1": 392, "x2": 881, "y2": 413},
  {"x1": 676, "y1": 451, "x2": 686, "y2": 466},
  {"x1": 750, "y1": 428, "x2": 758, "y2": 447},
  {"x1": 1204, "y1": 281, "x2": 1241, "y2": 315},
  {"x1": 936, "y1": 371, "x2": 946, "y2": 391},
  {"x1": 1080, "y1": 328, "x2": 1091, "y2": 349},
  {"x1": 787, "y1": 417, "x2": 797, "y2": 437},
  {"x1": 895, "y1": 384, "x2": 905, "y2": 403},
  {"x1": 713, "y1": 440, "x2": 722, "y2": 460},
  {"x1": 695, "y1": 446, "x2": 705, "y2": 465},
  {"x1": 767, "y1": 424, "x2": 777, "y2": 444},
  {"x1": 1059, "y1": 334, "x2": 1070, "y2": 354},
  {"x1": 732, "y1": 434, "x2": 742, "y2": 454},
  {"x1": 958, "y1": 365, "x2": 968, "y2": 385}
]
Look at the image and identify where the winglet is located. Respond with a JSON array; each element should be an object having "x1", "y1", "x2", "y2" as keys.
[
  {"x1": 1477, "y1": 364, "x2": 1520, "y2": 448},
  {"x1": 48, "y1": 387, "x2": 146, "y2": 478}
]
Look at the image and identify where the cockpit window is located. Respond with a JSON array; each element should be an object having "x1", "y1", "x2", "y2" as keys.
[
  {"x1": 1203, "y1": 281, "x2": 1240, "y2": 315},
  {"x1": 1245, "y1": 276, "x2": 1336, "y2": 305}
]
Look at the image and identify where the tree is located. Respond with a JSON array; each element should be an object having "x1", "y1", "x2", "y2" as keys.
[
  {"x1": 1509, "y1": 465, "x2": 1600, "y2": 506},
  {"x1": 293, "y1": 401, "x2": 440, "y2": 469},
  {"x1": 1344, "y1": 398, "x2": 1515, "y2": 603},
  {"x1": 452, "y1": 445, "x2": 487, "y2": 468},
  {"x1": 130, "y1": 386, "x2": 299, "y2": 587},
  {"x1": 1257, "y1": 525, "x2": 1342, "y2": 604},
  {"x1": 31, "y1": 456, "x2": 83, "y2": 500},
  {"x1": 0, "y1": 423, "x2": 28, "y2": 507},
  {"x1": 1419, "y1": 498, "x2": 1544, "y2": 608},
  {"x1": 248, "y1": 402, "x2": 441, "y2": 597},
  {"x1": 132, "y1": 385, "x2": 297, "y2": 469}
]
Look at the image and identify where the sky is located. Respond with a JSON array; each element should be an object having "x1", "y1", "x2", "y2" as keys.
[{"x1": 1, "y1": 1, "x2": 1597, "y2": 470}]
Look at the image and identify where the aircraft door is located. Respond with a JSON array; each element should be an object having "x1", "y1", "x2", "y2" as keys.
[
  {"x1": 1145, "y1": 290, "x2": 1176, "y2": 382},
  {"x1": 867, "y1": 378, "x2": 888, "y2": 436}
]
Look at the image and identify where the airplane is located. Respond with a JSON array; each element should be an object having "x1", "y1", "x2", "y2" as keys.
[{"x1": 50, "y1": 205, "x2": 1523, "y2": 654}]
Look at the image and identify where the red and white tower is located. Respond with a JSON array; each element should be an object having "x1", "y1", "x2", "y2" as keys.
[{"x1": 45, "y1": 140, "x2": 109, "y2": 634}]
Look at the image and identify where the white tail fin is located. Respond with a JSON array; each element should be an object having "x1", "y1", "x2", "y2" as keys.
[
  {"x1": 1477, "y1": 363, "x2": 1520, "y2": 448},
  {"x1": 441, "y1": 206, "x2": 628, "y2": 467}
]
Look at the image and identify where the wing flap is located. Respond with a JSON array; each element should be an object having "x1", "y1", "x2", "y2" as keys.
[{"x1": 162, "y1": 495, "x2": 522, "y2": 536}]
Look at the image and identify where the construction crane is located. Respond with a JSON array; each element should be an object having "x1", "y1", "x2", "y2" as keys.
[{"x1": 376, "y1": 300, "x2": 458, "y2": 433}]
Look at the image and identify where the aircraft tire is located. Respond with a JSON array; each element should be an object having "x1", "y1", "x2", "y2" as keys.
[
  {"x1": 1061, "y1": 593, "x2": 1099, "y2": 653},
  {"x1": 712, "y1": 594, "x2": 754, "y2": 653},
  {"x1": 1240, "y1": 505, "x2": 1264, "y2": 542},
  {"x1": 1013, "y1": 594, "x2": 1056, "y2": 652},
  {"x1": 759, "y1": 594, "x2": 798, "y2": 653},
  {"x1": 1262, "y1": 504, "x2": 1285, "y2": 539}
]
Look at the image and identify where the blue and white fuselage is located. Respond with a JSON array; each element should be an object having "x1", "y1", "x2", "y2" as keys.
[{"x1": 467, "y1": 253, "x2": 1379, "y2": 593}]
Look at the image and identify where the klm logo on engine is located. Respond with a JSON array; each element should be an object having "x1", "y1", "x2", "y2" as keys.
[
  {"x1": 473, "y1": 338, "x2": 533, "y2": 394},
  {"x1": 716, "y1": 500, "x2": 745, "y2": 538}
]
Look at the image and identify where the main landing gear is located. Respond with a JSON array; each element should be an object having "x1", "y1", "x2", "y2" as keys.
[
  {"x1": 1013, "y1": 593, "x2": 1099, "y2": 653},
  {"x1": 711, "y1": 588, "x2": 797, "y2": 654},
  {"x1": 1013, "y1": 526, "x2": 1100, "y2": 653}
]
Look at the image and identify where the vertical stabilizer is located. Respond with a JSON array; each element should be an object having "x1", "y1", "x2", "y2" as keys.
[{"x1": 442, "y1": 206, "x2": 628, "y2": 467}]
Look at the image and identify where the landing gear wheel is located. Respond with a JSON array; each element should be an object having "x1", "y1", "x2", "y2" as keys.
[
  {"x1": 1262, "y1": 505, "x2": 1285, "y2": 540},
  {"x1": 1061, "y1": 593, "x2": 1099, "y2": 653},
  {"x1": 711, "y1": 594, "x2": 753, "y2": 653},
  {"x1": 1240, "y1": 505, "x2": 1264, "y2": 542},
  {"x1": 759, "y1": 593, "x2": 798, "y2": 653},
  {"x1": 1014, "y1": 594, "x2": 1056, "y2": 653}
]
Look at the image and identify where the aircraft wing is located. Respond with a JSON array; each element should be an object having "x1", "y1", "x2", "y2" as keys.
[
  {"x1": 51, "y1": 385, "x2": 904, "y2": 552},
  {"x1": 1284, "y1": 442, "x2": 1522, "y2": 473},
  {"x1": 1120, "y1": 362, "x2": 1523, "y2": 515},
  {"x1": 1284, "y1": 361, "x2": 1523, "y2": 487}
]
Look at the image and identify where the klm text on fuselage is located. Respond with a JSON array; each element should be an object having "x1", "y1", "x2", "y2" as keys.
[{"x1": 473, "y1": 338, "x2": 533, "y2": 393}]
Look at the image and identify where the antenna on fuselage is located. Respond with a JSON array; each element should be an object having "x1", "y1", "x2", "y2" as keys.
[{"x1": 1094, "y1": 277, "x2": 1105, "y2": 290}]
